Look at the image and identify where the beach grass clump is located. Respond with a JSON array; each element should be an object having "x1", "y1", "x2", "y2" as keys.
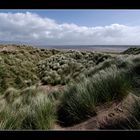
[
  {"x1": 57, "y1": 66, "x2": 132, "y2": 126},
  {"x1": 123, "y1": 47, "x2": 140, "y2": 55},
  {"x1": 92, "y1": 67, "x2": 132, "y2": 102},
  {"x1": 48, "y1": 90, "x2": 63, "y2": 102},
  {"x1": 0, "y1": 99, "x2": 56, "y2": 130},
  {"x1": 85, "y1": 54, "x2": 140, "y2": 79},
  {"x1": 0, "y1": 86, "x2": 56, "y2": 130},
  {"x1": 84, "y1": 58, "x2": 115, "y2": 77},
  {"x1": 38, "y1": 51, "x2": 111, "y2": 85},
  {"x1": 0, "y1": 44, "x2": 61, "y2": 94},
  {"x1": 0, "y1": 106, "x2": 24, "y2": 130},
  {"x1": 4, "y1": 87, "x2": 19, "y2": 103},
  {"x1": 19, "y1": 85, "x2": 49, "y2": 105},
  {"x1": 37, "y1": 54, "x2": 86, "y2": 85},
  {"x1": 57, "y1": 82, "x2": 97, "y2": 126},
  {"x1": 20, "y1": 86, "x2": 39, "y2": 105},
  {"x1": 20, "y1": 98, "x2": 56, "y2": 130}
]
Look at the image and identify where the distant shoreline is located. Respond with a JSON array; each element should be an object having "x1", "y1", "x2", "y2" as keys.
[
  {"x1": 37, "y1": 45, "x2": 133, "y2": 53},
  {"x1": 55, "y1": 47, "x2": 128, "y2": 53},
  {"x1": 1, "y1": 44, "x2": 140, "y2": 53}
]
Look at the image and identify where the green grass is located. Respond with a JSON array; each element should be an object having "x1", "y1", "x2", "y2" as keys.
[
  {"x1": 56, "y1": 54, "x2": 140, "y2": 127},
  {"x1": 122, "y1": 47, "x2": 140, "y2": 55},
  {"x1": 38, "y1": 51, "x2": 111, "y2": 85},
  {"x1": 1, "y1": 45, "x2": 140, "y2": 130},
  {"x1": 0, "y1": 106, "x2": 24, "y2": 130},
  {"x1": 0, "y1": 45, "x2": 60, "y2": 93},
  {"x1": 57, "y1": 66, "x2": 132, "y2": 126},
  {"x1": 4, "y1": 87, "x2": 19, "y2": 103},
  {"x1": 20, "y1": 98, "x2": 56, "y2": 130},
  {"x1": 0, "y1": 85, "x2": 57, "y2": 130},
  {"x1": 0, "y1": 98, "x2": 56, "y2": 130}
]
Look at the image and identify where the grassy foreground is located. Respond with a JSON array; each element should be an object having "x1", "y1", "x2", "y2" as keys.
[{"x1": 0, "y1": 45, "x2": 140, "y2": 129}]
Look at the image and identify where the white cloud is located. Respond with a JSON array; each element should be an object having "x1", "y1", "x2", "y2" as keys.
[{"x1": 0, "y1": 12, "x2": 140, "y2": 45}]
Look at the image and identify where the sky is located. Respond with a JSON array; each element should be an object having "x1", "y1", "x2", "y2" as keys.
[{"x1": 0, "y1": 10, "x2": 140, "y2": 45}]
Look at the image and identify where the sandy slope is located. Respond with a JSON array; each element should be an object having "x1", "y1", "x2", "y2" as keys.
[{"x1": 53, "y1": 93, "x2": 140, "y2": 130}]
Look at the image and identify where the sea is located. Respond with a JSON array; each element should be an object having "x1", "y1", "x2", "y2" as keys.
[
  {"x1": 37, "y1": 45, "x2": 140, "y2": 53},
  {"x1": 1, "y1": 41, "x2": 140, "y2": 53}
]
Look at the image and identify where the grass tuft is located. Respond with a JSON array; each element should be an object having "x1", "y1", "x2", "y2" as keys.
[{"x1": 57, "y1": 66, "x2": 132, "y2": 126}]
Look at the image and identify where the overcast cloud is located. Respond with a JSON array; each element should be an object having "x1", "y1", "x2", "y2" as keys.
[{"x1": 0, "y1": 12, "x2": 140, "y2": 45}]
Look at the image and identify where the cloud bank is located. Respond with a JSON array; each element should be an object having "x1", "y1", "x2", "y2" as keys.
[{"x1": 0, "y1": 12, "x2": 140, "y2": 45}]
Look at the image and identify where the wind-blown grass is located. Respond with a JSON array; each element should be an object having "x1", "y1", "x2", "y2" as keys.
[
  {"x1": 0, "y1": 45, "x2": 61, "y2": 93},
  {"x1": 21, "y1": 98, "x2": 56, "y2": 130},
  {"x1": 0, "y1": 86, "x2": 57, "y2": 130},
  {"x1": 38, "y1": 52, "x2": 111, "y2": 85},
  {"x1": 4, "y1": 87, "x2": 19, "y2": 103},
  {"x1": 0, "y1": 106, "x2": 24, "y2": 130},
  {"x1": 56, "y1": 54, "x2": 140, "y2": 127},
  {"x1": 1, "y1": 45, "x2": 140, "y2": 130},
  {"x1": 57, "y1": 66, "x2": 133, "y2": 126}
]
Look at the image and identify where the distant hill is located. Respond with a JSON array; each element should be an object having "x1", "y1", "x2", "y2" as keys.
[{"x1": 122, "y1": 47, "x2": 140, "y2": 55}]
